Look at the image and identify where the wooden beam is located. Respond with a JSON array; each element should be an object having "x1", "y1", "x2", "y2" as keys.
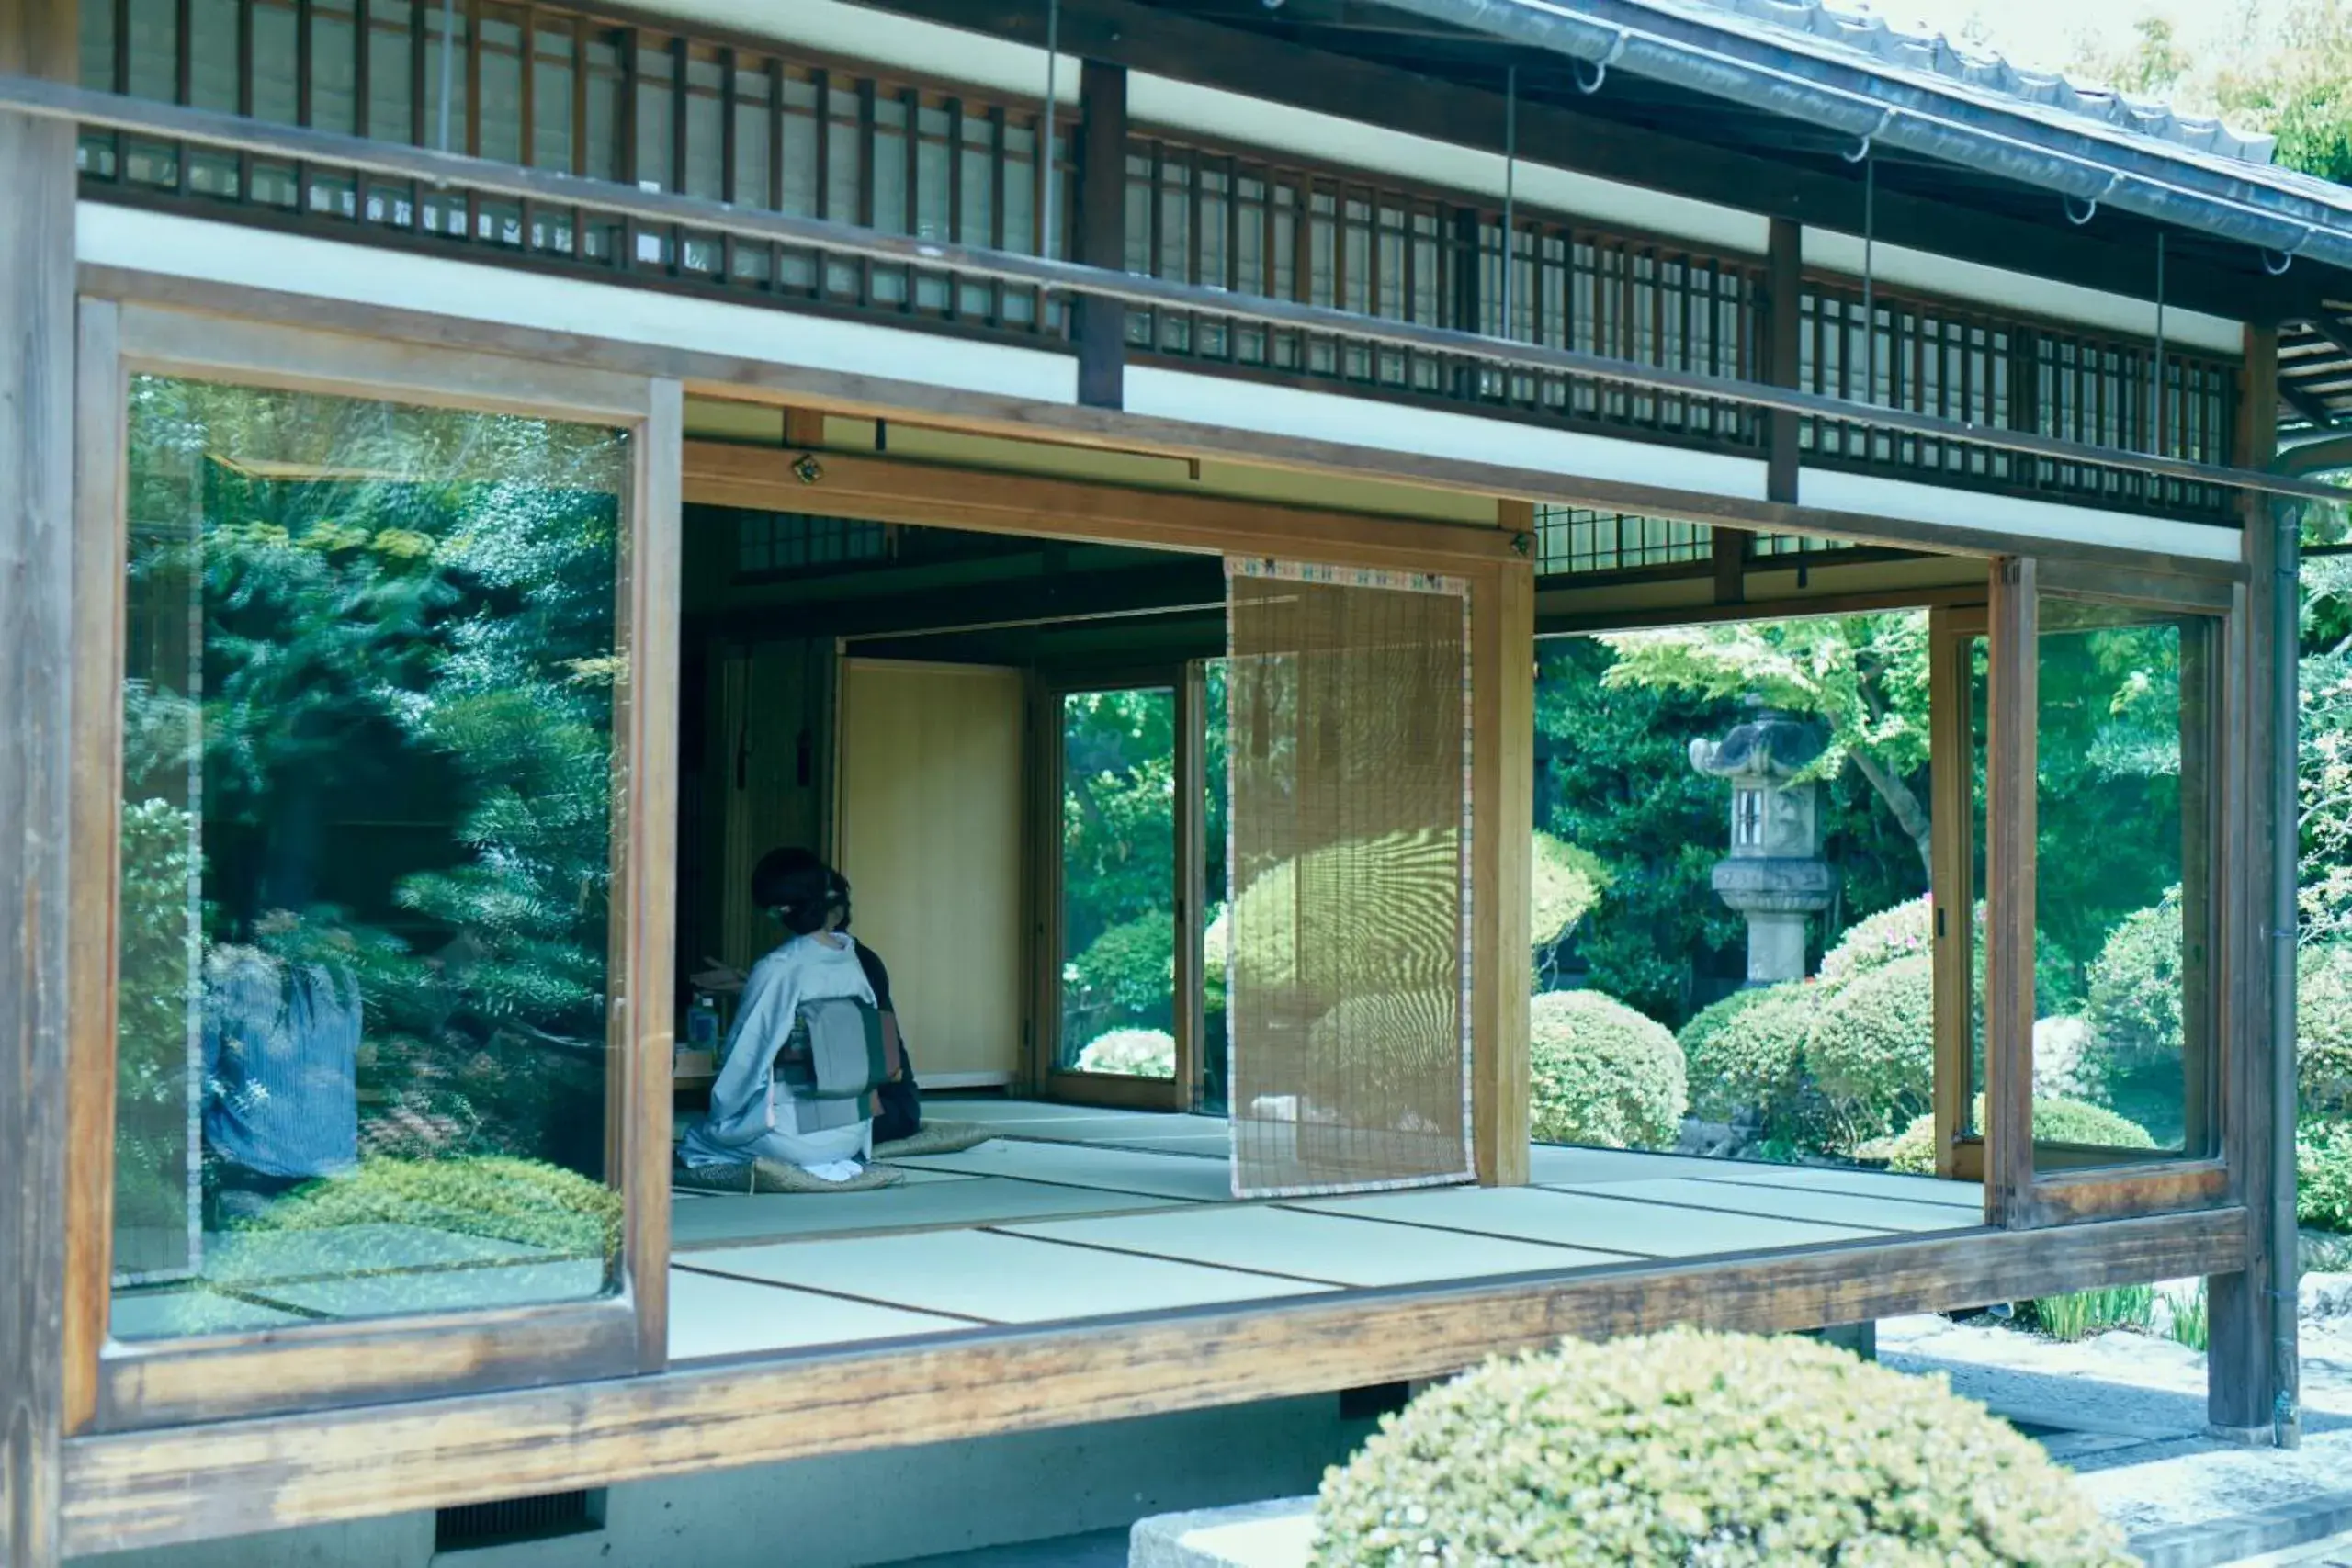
[
  {"x1": 1074, "y1": 61, "x2": 1127, "y2": 411},
  {"x1": 2211, "y1": 323, "x2": 2289, "y2": 1441},
  {"x1": 689, "y1": 558, "x2": 1227, "y2": 643},
  {"x1": 1764, "y1": 216, "x2": 1802, "y2": 509},
  {"x1": 1928, "y1": 603, "x2": 1984, "y2": 1183},
  {"x1": 1984, "y1": 555, "x2": 2039, "y2": 1229},
  {"x1": 1474, "y1": 521, "x2": 1535, "y2": 1186},
  {"x1": 86, "y1": 267, "x2": 2258, "y2": 581},
  {"x1": 2, "y1": 1, "x2": 78, "y2": 1564},
  {"x1": 856, "y1": 0, "x2": 2308, "y2": 322},
  {"x1": 682, "y1": 442, "x2": 1523, "y2": 570},
  {"x1": 61, "y1": 1208, "x2": 2247, "y2": 1555}
]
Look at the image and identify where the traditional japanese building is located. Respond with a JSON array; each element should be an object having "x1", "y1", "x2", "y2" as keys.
[{"x1": 2, "y1": 0, "x2": 2346, "y2": 1562}]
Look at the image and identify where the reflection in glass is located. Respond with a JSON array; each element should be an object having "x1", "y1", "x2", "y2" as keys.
[
  {"x1": 2031, "y1": 604, "x2": 2214, "y2": 1168},
  {"x1": 1201, "y1": 660, "x2": 1230, "y2": 1113},
  {"x1": 1056, "y1": 687, "x2": 1178, "y2": 1077},
  {"x1": 110, "y1": 376, "x2": 629, "y2": 1341}
]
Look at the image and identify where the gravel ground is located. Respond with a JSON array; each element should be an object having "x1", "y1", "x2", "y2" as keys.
[{"x1": 1878, "y1": 1299, "x2": 2352, "y2": 1562}]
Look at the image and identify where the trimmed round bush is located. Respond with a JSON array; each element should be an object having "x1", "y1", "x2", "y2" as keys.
[
  {"x1": 1074, "y1": 1027, "x2": 1176, "y2": 1077},
  {"x1": 2301, "y1": 942, "x2": 2352, "y2": 1119},
  {"x1": 1817, "y1": 895, "x2": 1931, "y2": 988},
  {"x1": 1529, "y1": 832, "x2": 1610, "y2": 953},
  {"x1": 246, "y1": 1154, "x2": 622, "y2": 1258},
  {"x1": 1678, "y1": 982, "x2": 1811, "y2": 1134},
  {"x1": 1067, "y1": 913, "x2": 1174, "y2": 1028},
  {"x1": 1528, "y1": 990, "x2": 1687, "y2": 1151},
  {"x1": 1804, "y1": 953, "x2": 1935, "y2": 1145},
  {"x1": 1871, "y1": 1095, "x2": 2155, "y2": 1176},
  {"x1": 1311, "y1": 1327, "x2": 2132, "y2": 1567},
  {"x1": 2082, "y1": 890, "x2": 2185, "y2": 1097}
]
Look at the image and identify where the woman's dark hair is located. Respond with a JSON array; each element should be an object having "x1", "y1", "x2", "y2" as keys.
[{"x1": 751, "y1": 848, "x2": 846, "y2": 937}]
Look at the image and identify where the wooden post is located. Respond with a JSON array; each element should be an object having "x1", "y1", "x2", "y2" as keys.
[
  {"x1": 1984, "y1": 556, "x2": 2038, "y2": 1228},
  {"x1": 1762, "y1": 215, "x2": 1802, "y2": 508},
  {"x1": 1, "y1": 0, "x2": 78, "y2": 1561},
  {"x1": 1472, "y1": 523, "x2": 1534, "y2": 1186},
  {"x1": 1073, "y1": 62, "x2": 1127, "y2": 411},
  {"x1": 2210, "y1": 324, "x2": 2291, "y2": 1443}
]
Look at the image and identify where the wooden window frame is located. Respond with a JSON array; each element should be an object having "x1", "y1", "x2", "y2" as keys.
[
  {"x1": 63, "y1": 301, "x2": 683, "y2": 1433},
  {"x1": 1980, "y1": 555, "x2": 2235, "y2": 1229}
]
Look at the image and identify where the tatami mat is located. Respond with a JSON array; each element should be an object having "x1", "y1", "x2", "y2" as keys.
[
  {"x1": 686, "y1": 1228, "x2": 1330, "y2": 1323},
  {"x1": 891, "y1": 1140, "x2": 1236, "y2": 1201},
  {"x1": 1003, "y1": 1204, "x2": 1623, "y2": 1287},
  {"x1": 667, "y1": 1268, "x2": 969, "y2": 1360},
  {"x1": 671, "y1": 1175, "x2": 1193, "y2": 1248},
  {"x1": 1290, "y1": 1186, "x2": 1885, "y2": 1258},
  {"x1": 927, "y1": 1100, "x2": 1233, "y2": 1155},
  {"x1": 1677, "y1": 1166, "x2": 1985, "y2": 1211},
  {"x1": 1539, "y1": 1176, "x2": 1977, "y2": 1235}
]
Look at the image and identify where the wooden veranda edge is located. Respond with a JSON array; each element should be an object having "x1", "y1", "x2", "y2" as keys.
[
  {"x1": 77, "y1": 265, "x2": 2248, "y2": 581},
  {"x1": 63, "y1": 1208, "x2": 2246, "y2": 1556}
]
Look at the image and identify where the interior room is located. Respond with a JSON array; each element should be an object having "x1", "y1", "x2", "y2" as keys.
[{"x1": 107, "y1": 387, "x2": 2210, "y2": 1369}]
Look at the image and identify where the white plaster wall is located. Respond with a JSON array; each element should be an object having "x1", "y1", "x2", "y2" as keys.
[
  {"x1": 1799, "y1": 468, "x2": 2244, "y2": 563},
  {"x1": 74, "y1": 205, "x2": 1082, "y2": 408},
  {"x1": 1120, "y1": 366, "x2": 1775, "y2": 505}
]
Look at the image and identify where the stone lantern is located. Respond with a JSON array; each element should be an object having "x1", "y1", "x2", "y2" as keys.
[{"x1": 1689, "y1": 704, "x2": 1835, "y2": 985}]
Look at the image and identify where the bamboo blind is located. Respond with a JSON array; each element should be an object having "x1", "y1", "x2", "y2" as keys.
[{"x1": 1225, "y1": 559, "x2": 1472, "y2": 1198}]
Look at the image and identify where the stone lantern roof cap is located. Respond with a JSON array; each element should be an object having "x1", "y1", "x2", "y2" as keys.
[{"x1": 1690, "y1": 708, "x2": 1827, "y2": 781}]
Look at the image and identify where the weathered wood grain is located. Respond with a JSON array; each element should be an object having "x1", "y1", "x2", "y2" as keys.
[
  {"x1": 62, "y1": 1208, "x2": 2246, "y2": 1556},
  {"x1": 2, "y1": 5, "x2": 79, "y2": 1564}
]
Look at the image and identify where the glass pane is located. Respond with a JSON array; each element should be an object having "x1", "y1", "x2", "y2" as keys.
[
  {"x1": 1057, "y1": 687, "x2": 1177, "y2": 1077},
  {"x1": 2032, "y1": 603, "x2": 2214, "y2": 1168},
  {"x1": 1201, "y1": 660, "x2": 1229, "y2": 1113},
  {"x1": 1964, "y1": 632, "x2": 1987, "y2": 1137},
  {"x1": 110, "y1": 375, "x2": 630, "y2": 1342}
]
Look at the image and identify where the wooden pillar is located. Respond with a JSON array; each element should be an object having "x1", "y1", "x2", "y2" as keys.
[
  {"x1": 1984, "y1": 556, "x2": 2039, "y2": 1228},
  {"x1": 1072, "y1": 62, "x2": 1126, "y2": 411},
  {"x1": 1, "y1": 0, "x2": 79, "y2": 1562},
  {"x1": 2211, "y1": 324, "x2": 2293, "y2": 1443},
  {"x1": 1472, "y1": 524, "x2": 1534, "y2": 1186},
  {"x1": 1762, "y1": 215, "x2": 1803, "y2": 508}
]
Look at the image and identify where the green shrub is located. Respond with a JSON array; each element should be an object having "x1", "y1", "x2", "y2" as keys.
[
  {"x1": 1073, "y1": 1027, "x2": 1176, "y2": 1078},
  {"x1": 1530, "y1": 834, "x2": 1609, "y2": 984},
  {"x1": 1067, "y1": 913, "x2": 1174, "y2": 1029},
  {"x1": 2300, "y1": 1118, "x2": 2352, "y2": 1234},
  {"x1": 1311, "y1": 1327, "x2": 2131, "y2": 1567},
  {"x1": 1528, "y1": 990, "x2": 1687, "y2": 1151},
  {"x1": 2028, "y1": 1285, "x2": 2155, "y2": 1342},
  {"x1": 1870, "y1": 1095, "x2": 2154, "y2": 1176},
  {"x1": 2082, "y1": 889, "x2": 2186, "y2": 1101},
  {"x1": 1818, "y1": 895, "x2": 1930, "y2": 987},
  {"x1": 1677, "y1": 983, "x2": 1815, "y2": 1139},
  {"x1": 2301, "y1": 942, "x2": 2352, "y2": 1119},
  {"x1": 1804, "y1": 954, "x2": 1935, "y2": 1145},
  {"x1": 248, "y1": 1155, "x2": 621, "y2": 1259}
]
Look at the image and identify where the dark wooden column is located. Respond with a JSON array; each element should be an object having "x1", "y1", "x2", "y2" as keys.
[
  {"x1": 0, "y1": 0, "x2": 79, "y2": 1562},
  {"x1": 2211, "y1": 325, "x2": 2293, "y2": 1444},
  {"x1": 1072, "y1": 61, "x2": 1127, "y2": 410},
  {"x1": 1763, "y1": 216, "x2": 1802, "y2": 506}
]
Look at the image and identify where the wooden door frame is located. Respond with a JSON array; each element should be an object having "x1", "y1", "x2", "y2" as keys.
[
  {"x1": 1032, "y1": 664, "x2": 1195, "y2": 1111},
  {"x1": 63, "y1": 306, "x2": 682, "y2": 1432}
]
